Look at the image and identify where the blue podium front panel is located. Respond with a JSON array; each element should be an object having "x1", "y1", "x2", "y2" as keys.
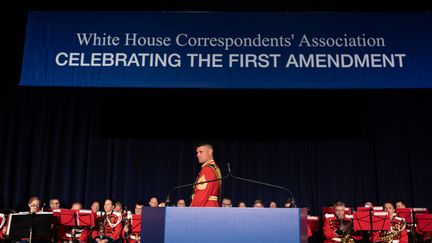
[{"x1": 141, "y1": 207, "x2": 307, "y2": 243}]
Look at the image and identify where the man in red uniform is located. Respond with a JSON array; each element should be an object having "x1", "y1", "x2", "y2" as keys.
[
  {"x1": 190, "y1": 142, "x2": 222, "y2": 207},
  {"x1": 92, "y1": 198, "x2": 123, "y2": 243},
  {"x1": 122, "y1": 201, "x2": 144, "y2": 243},
  {"x1": 323, "y1": 201, "x2": 362, "y2": 243},
  {"x1": 370, "y1": 202, "x2": 408, "y2": 243}
]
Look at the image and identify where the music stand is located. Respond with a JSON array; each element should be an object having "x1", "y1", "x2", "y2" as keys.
[
  {"x1": 354, "y1": 211, "x2": 390, "y2": 235},
  {"x1": 354, "y1": 211, "x2": 371, "y2": 231},
  {"x1": 54, "y1": 209, "x2": 95, "y2": 242},
  {"x1": 76, "y1": 210, "x2": 95, "y2": 227},
  {"x1": 413, "y1": 214, "x2": 432, "y2": 242},
  {"x1": 396, "y1": 208, "x2": 413, "y2": 224},
  {"x1": 6, "y1": 212, "x2": 53, "y2": 242},
  {"x1": 372, "y1": 212, "x2": 391, "y2": 231},
  {"x1": 76, "y1": 210, "x2": 95, "y2": 243},
  {"x1": 54, "y1": 209, "x2": 75, "y2": 226},
  {"x1": 417, "y1": 214, "x2": 432, "y2": 232},
  {"x1": 131, "y1": 214, "x2": 141, "y2": 233}
]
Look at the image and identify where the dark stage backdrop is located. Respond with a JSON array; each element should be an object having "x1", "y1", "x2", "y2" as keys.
[{"x1": 0, "y1": 87, "x2": 431, "y2": 214}]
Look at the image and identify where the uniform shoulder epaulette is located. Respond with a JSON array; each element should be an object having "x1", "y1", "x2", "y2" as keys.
[
  {"x1": 325, "y1": 213, "x2": 335, "y2": 219},
  {"x1": 0, "y1": 213, "x2": 5, "y2": 229}
]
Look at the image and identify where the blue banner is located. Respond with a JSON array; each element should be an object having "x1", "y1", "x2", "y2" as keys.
[{"x1": 20, "y1": 11, "x2": 432, "y2": 88}]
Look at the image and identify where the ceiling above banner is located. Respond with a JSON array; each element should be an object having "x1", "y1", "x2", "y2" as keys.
[{"x1": 20, "y1": 11, "x2": 432, "y2": 89}]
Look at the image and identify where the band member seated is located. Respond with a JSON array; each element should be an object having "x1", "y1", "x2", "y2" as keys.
[
  {"x1": 395, "y1": 200, "x2": 406, "y2": 209},
  {"x1": 122, "y1": 201, "x2": 144, "y2": 243},
  {"x1": 284, "y1": 197, "x2": 296, "y2": 208},
  {"x1": 221, "y1": 198, "x2": 232, "y2": 208},
  {"x1": 148, "y1": 197, "x2": 158, "y2": 208},
  {"x1": 253, "y1": 199, "x2": 264, "y2": 208},
  {"x1": 323, "y1": 201, "x2": 362, "y2": 243},
  {"x1": 49, "y1": 198, "x2": 61, "y2": 242},
  {"x1": 56, "y1": 202, "x2": 91, "y2": 243},
  {"x1": 91, "y1": 201, "x2": 100, "y2": 213},
  {"x1": 28, "y1": 196, "x2": 42, "y2": 213},
  {"x1": 49, "y1": 199, "x2": 61, "y2": 211},
  {"x1": 238, "y1": 201, "x2": 247, "y2": 208},
  {"x1": 92, "y1": 199, "x2": 122, "y2": 243},
  {"x1": 176, "y1": 199, "x2": 186, "y2": 207},
  {"x1": 370, "y1": 202, "x2": 408, "y2": 243},
  {"x1": 114, "y1": 201, "x2": 123, "y2": 214},
  {"x1": 11, "y1": 196, "x2": 49, "y2": 242}
]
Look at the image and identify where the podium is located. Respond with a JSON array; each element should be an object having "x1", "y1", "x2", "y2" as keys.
[{"x1": 141, "y1": 207, "x2": 308, "y2": 243}]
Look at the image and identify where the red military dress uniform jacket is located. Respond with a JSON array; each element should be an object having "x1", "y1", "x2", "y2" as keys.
[
  {"x1": 121, "y1": 214, "x2": 140, "y2": 243},
  {"x1": 370, "y1": 216, "x2": 408, "y2": 243},
  {"x1": 190, "y1": 160, "x2": 221, "y2": 207},
  {"x1": 323, "y1": 213, "x2": 362, "y2": 243},
  {"x1": 0, "y1": 213, "x2": 6, "y2": 240},
  {"x1": 92, "y1": 212, "x2": 123, "y2": 241}
]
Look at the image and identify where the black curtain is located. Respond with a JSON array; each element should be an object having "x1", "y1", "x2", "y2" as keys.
[
  {"x1": 1, "y1": 87, "x2": 431, "y2": 215},
  {"x1": 1, "y1": 0, "x2": 431, "y2": 216}
]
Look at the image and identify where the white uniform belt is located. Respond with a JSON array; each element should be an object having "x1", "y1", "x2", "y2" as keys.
[
  {"x1": 66, "y1": 233, "x2": 81, "y2": 238},
  {"x1": 130, "y1": 234, "x2": 140, "y2": 240},
  {"x1": 331, "y1": 237, "x2": 342, "y2": 242}
]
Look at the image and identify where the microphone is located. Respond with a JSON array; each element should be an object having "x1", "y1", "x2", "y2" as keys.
[
  {"x1": 165, "y1": 168, "x2": 229, "y2": 206},
  {"x1": 227, "y1": 163, "x2": 296, "y2": 207}
]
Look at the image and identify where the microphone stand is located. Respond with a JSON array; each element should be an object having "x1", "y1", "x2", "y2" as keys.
[
  {"x1": 165, "y1": 163, "x2": 296, "y2": 207},
  {"x1": 226, "y1": 163, "x2": 296, "y2": 207}
]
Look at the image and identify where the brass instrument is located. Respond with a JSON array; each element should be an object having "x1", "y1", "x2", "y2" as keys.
[
  {"x1": 340, "y1": 219, "x2": 355, "y2": 243},
  {"x1": 380, "y1": 222, "x2": 403, "y2": 243},
  {"x1": 330, "y1": 216, "x2": 355, "y2": 243}
]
